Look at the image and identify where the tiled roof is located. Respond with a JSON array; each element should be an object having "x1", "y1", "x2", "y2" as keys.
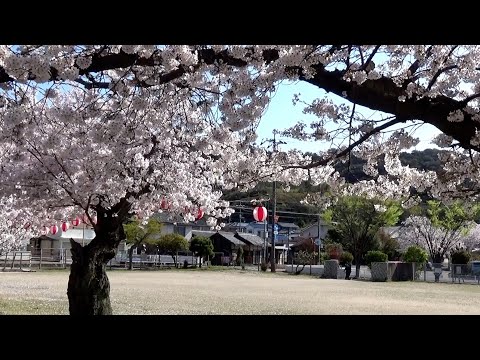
[{"x1": 235, "y1": 233, "x2": 264, "y2": 246}]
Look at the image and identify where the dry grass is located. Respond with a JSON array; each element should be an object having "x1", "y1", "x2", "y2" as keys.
[{"x1": 1, "y1": 269, "x2": 480, "y2": 314}]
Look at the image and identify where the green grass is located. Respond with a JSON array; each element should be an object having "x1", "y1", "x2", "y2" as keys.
[
  {"x1": 2, "y1": 269, "x2": 480, "y2": 314},
  {"x1": 0, "y1": 296, "x2": 68, "y2": 315}
]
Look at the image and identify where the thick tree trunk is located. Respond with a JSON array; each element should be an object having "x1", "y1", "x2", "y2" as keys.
[
  {"x1": 128, "y1": 246, "x2": 134, "y2": 270},
  {"x1": 433, "y1": 253, "x2": 444, "y2": 264},
  {"x1": 355, "y1": 263, "x2": 361, "y2": 278},
  {"x1": 67, "y1": 210, "x2": 127, "y2": 315}
]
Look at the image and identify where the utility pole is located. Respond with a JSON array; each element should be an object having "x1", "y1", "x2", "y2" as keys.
[
  {"x1": 317, "y1": 214, "x2": 321, "y2": 265},
  {"x1": 270, "y1": 130, "x2": 278, "y2": 272},
  {"x1": 263, "y1": 130, "x2": 286, "y2": 273},
  {"x1": 271, "y1": 166, "x2": 277, "y2": 272},
  {"x1": 239, "y1": 201, "x2": 242, "y2": 233}
]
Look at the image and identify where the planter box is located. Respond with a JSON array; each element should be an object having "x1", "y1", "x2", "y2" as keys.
[
  {"x1": 324, "y1": 259, "x2": 339, "y2": 279},
  {"x1": 371, "y1": 261, "x2": 414, "y2": 282},
  {"x1": 371, "y1": 262, "x2": 388, "y2": 282}
]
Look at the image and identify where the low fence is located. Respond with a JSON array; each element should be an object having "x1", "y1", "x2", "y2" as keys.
[
  {"x1": 114, "y1": 251, "x2": 199, "y2": 269},
  {"x1": 2, "y1": 249, "x2": 200, "y2": 270},
  {"x1": 0, "y1": 251, "x2": 32, "y2": 270}
]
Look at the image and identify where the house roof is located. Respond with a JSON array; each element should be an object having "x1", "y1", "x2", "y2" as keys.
[
  {"x1": 379, "y1": 226, "x2": 403, "y2": 238},
  {"x1": 225, "y1": 222, "x2": 250, "y2": 228},
  {"x1": 213, "y1": 231, "x2": 246, "y2": 246},
  {"x1": 234, "y1": 233, "x2": 264, "y2": 247},
  {"x1": 191, "y1": 230, "x2": 216, "y2": 238},
  {"x1": 300, "y1": 221, "x2": 330, "y2": 233},
  {"x1": 277, "y1": 222, "x2": 300, "y2": 230},
  {"x1": 290, "y1": 237, "x2": 316, "y2": 248},
  {"x1": 152, "y1": 212, "x2": 211, "y2": 227}
]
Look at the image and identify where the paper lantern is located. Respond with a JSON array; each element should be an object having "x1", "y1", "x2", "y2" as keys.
[
  {"x1": 51, "y1": 225, "x2": 59, "y2": 235},
  {"x1": 61, "y1": 222, "x2": 69, "y2": 232},
  {"x1": 253, "y1": 206, "x2": 267, "y2": 222},
  {"x1": 72, "y1": 217, "x2": 80, "y2": 226},
  {"x1": 160, "y1": 198, "x2": 170, "y2": 210},
  {"x1": 195, "y1": 208, "x2": 204, "y2": 220}
]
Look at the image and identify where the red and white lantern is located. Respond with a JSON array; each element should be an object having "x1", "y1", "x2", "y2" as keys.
[
  {"x1": 71, "y1": 217, "x2": 80, "y2": 227},
  {"x1": 253, "y1": 206, "x2": 267, "y2": 222},
  {"x1": 91, "y1": 215, "x2": 97, "y2": 224},
  {"x1": 61, "y1": 222, "x2": 69, "y2": 232},
  {"x1": 51, "y1": 224, "x2": 59, "y2": 235},
  {"x1": 195, "y1": 208, "x2": 204, "y2": 221},
  {"x1": 160, "y1": 198, "x2": 170, "y2": 210}
]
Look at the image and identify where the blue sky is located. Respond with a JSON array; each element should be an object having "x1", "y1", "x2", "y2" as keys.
[{"x1": 257, "y1": 80, "x2": 441, "y2": 153}]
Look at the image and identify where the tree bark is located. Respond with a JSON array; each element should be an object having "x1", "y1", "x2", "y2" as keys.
[
  {"x1": 67, "y1": 210, "x2": 127, "y2": 315},
  {"x1": 170, "y1": 251, "x2": 177, "y2": 267},
  {"x1": 128, "y1": 245, "x2": 134, "y2": 270},
  {"x1": 355, "y1": 262, "x2": 361, "y2": 279},
  {"x1": 355, "y1": 254, "x2": 361, "y2": 278}
]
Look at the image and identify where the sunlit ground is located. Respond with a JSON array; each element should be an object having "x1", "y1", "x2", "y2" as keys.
[{"x1": 1, "y1": 269, "x2": 479, "y2": 314}]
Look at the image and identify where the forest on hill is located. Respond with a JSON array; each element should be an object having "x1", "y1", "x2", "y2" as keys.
[{"x1": 222, "y1": 149, "x2": 447, "y2": 227}]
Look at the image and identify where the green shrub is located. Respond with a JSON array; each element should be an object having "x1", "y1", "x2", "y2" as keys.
[
  {"x1": 403, "y1": 246, "x2": 429, "y2": 264},
  {"x1": 451, "y1": 249, "x2": 471, "y2": 264},
  {"x1": 471, "y1": 252, "x2": 480, "y2": 261},
  {"x1": 325, "y1": 242, "x2": 343, "y2": 260},
  {"x1": 260, "y1": 262, "x2": 268, "y2": 272},
  {"x1": 339, "y1": 251, "x2": 353, "y2": 265},
  {"x1": 365, "y1": 250, "x2": 388, "y2": 268}
]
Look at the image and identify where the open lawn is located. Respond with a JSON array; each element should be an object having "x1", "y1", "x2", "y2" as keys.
[{"x1": 1, "y1": 269, "x2": 480, "y2": 314}]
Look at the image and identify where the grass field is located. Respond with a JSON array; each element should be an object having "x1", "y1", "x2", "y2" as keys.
[{"x1": 1, "y1": 268, "x2": 480, "y2": 314}]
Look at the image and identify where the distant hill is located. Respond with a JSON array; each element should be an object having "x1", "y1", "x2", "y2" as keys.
[
  {"x1": 306, "y1": 148, "x2": 447, "y2": 183},
  {"x1": 222, "y1": 149, "x2": 447, "y2": 227}
]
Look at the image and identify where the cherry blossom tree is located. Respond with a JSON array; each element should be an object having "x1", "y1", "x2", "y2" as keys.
[
  {"x1": 1, "y1": 45, "x2": 480, "y2": 314},
  {"x1": 401, "y1": 201, "x2": 480, "y2": 263},
  {"x1": 0, "y1": 197, "x2": 33, "y2": 255}
]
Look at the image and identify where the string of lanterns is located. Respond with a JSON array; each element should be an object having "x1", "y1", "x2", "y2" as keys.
[
  {"x1": 41, "y1": 215, "x2": 97, "y2": 236},
  {"x1": 41, "y1": 199, "x2": 205, "y2": 236}
]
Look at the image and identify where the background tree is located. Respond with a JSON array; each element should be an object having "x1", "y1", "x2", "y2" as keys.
[
  {"x1": 156, "y1": 233, "x2": 188, "y2": 268},
  {"x1": 324, "y1": 196, "x2": 403, "y2": 278},
  {"x1": 293, "y1": 250, "x2": 316, "y2": 275},
  {"x1": 450, "y1": 249, "x2": 471, "y2": 265},
  {"x1": 402, "y1": 201, "x2": 480, "y2": 263},
  {"x1": 189, "y1": 236, "x2": 214, "y2": 268},
  {"x1": 123, "y1": 218, "x2": 162, "y2": 270},
  {"x1": 236, "y1": 247, "x2": 244, "y2": 267},
  {"x1": 375, "y1": 231, "x2": 401, "y2": 260}
]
